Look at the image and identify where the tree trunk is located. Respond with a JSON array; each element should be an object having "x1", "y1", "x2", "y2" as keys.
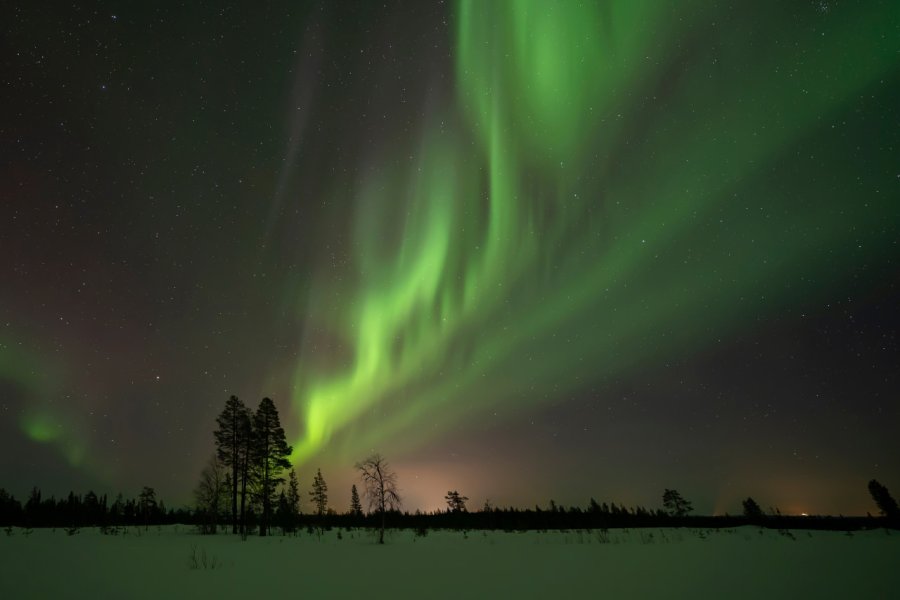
[
  {"x1": 231, "y1": 413, "x2": 238, "y2": 535},
  {"x1": 239, "y1": 447, "x2": 248, "y2": 537},
  {"x1": 379, "y1": 492, "x2": 385, "y2": 544},
  {"x1": 261, "y1": 422, "x2": 270, "y2": 537}
]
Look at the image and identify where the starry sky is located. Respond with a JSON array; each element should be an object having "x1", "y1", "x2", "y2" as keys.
[{"x1": 2, "y1": 1, "x2": 898, "y2": 515}]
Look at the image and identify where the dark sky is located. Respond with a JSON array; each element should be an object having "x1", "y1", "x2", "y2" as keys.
[{"x1": 2, "y1": 1, "x2": 898, "y2": 515}]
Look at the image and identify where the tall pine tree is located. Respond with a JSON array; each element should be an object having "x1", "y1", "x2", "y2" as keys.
[
  {"x1": 253, "y1": 397, "x2": 292, "y2": 537},
  {"x1": 214, "y1": 395, "x2": 252, "y2": 534}
]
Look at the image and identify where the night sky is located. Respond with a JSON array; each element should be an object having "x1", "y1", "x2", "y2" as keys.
[{"x1": 2, "y1": 1, "x2": 898, "y2": 515}]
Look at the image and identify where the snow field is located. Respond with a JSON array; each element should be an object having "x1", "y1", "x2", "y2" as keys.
[{"x1": 0, "y1": 526, "x2": 897, "y2": 598}]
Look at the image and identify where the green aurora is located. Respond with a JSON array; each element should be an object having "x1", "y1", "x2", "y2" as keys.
[
  {"x1": 3, "y1": 0, "x2": 897, "y2": 511},
  {"x1": 288, "y1": 1, "x2": 900, "y2": 465}
]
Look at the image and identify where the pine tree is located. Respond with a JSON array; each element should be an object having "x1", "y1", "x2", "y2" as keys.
[
  {"x1": 237, "y1": 408, "x2": 253, "y2": 537},
  {"x1": 214, "y1": 395, "x2": 252, "y2": 535},
  {"x1": 310, "y1": 468, "x2": 328, "y2": 517},
  {"x1": 253, "y1": 397, "x2": 293, "y2": 537},
  {"x1": 350, "y1": 484, "x2": 363, "y2": 516},
  {"x1": 445, "y1": 490, "x2": 469, "y2": 513}
]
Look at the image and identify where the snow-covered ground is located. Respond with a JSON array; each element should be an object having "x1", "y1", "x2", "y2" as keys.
[{"x1": 0, "y1": 526, "x2": 897, "y2": 598}]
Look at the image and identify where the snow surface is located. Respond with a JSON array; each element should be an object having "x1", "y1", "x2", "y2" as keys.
[{"x1": 0, "y1": 526, "x2": 897, "y2": 598}]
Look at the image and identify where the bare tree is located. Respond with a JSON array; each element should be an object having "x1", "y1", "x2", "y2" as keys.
[
  {"x1": 356, "y1": 454, "x2": 401, "y2": 544},
  {"x1": 194, "y1": 455, "x2": 227, "y2": 534}
]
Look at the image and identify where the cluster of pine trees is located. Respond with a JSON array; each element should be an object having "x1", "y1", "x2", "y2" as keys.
[
  {"x1": 195, "y1": 396, "x2": 405, "y2": 543},
  {"x1": 196, "y1": 395, "x2": 296, "y2": 537}
]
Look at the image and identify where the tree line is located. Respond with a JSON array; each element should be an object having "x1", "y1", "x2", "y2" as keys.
[
  {"x1": 0, "y1": 485, "x2": 186, "y2": 529},
  {"x1": 3, "y1": 479, "x2": 896, "y2": 533},
  {"x1": 1, "y1": 393, "x2": 898, "y2": 537}
]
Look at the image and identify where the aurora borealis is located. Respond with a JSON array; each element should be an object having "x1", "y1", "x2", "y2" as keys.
[{"x1": 2, "y1": 1, "x2": 898, "y2": 514}]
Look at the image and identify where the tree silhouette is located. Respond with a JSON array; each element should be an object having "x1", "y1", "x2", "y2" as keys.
[
  {"x1": 194, "y1": 455, "x2": 227, "y2": 534},
  {"x1": 356, "y1": 453, "x2": 401, "y2": 544},
  {"x1": 868, "y1": 479, "x2": 899, "y2": 519},
  {"x1": 662, "y1": 489, "x2": 693, "y2": 517},
  {"x1": 0, "y1": 489, "x2": 22, "y2": 526},
  {"x1": 25, "y1": 487, "x2": 41, "y2": 526},
  {"x1": 286, "y1": 469, "x2": 301, "y2": 529},
  {"x1": 214, "y1": 395, "x2": 252, "y2": 535},
  {"x1": 445, "y1": 490, "x2": 469, "y2": 513},
  {"x1": 742, "y1": 497, "x2": 763, "y2": 521},
  {"x1": 350, "y1": 484, "x2": 363, "y2": 516},
  {"x1": 252, "y1": 397, "x2": 292, "y2": 536},
  {"x1": 310, "y1": 468, "x2": 328, "y2": 517},
  {"x1": 138, "y1": 486, "x2": 157, "y2": 530},
  {"x1": 237, "y1": 408, "x2": 254, "y2": 537}
]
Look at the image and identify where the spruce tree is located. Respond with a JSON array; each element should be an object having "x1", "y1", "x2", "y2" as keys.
[
  {"x1": 310, "y1": 468, "x2": 328, "y2": 517},
  {"x1": 286, "y1": 469, "x2": 301, "y2": 531},
  {"x1": 350, "y1": 484, "x2": 363, "y2": 516},
  {"x1": 253, "y1": 397, "x2": 292, "y2": 536}
]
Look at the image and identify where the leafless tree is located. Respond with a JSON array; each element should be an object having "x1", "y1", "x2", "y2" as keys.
[
  {"x1": 194, "y1": 455, "x2": 227, "y2": 534},
  {"x1": 356, "y1": 453, "x2": 401, "y2": 544}
]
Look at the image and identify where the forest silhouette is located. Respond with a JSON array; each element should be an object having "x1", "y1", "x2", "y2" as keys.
[{"x1": 2, "y1": 396, "x2": 897, "y2": 537}]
